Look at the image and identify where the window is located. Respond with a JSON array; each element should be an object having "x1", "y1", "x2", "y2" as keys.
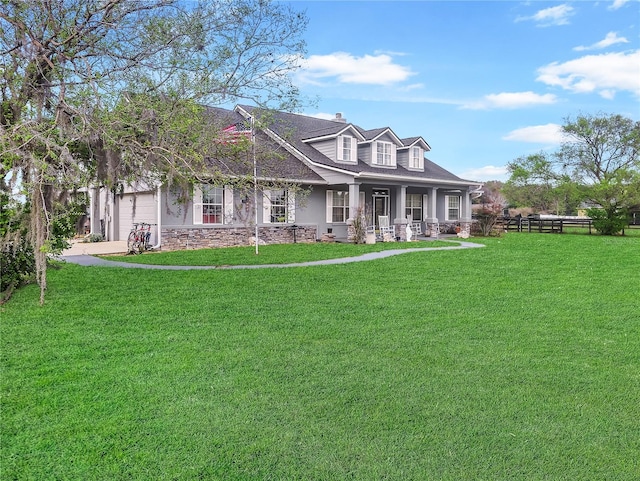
[
  {"x1": 446, "y1": 195, "x2": 460, "y2": 221},
  {"x1": 269, "y1": 189, "x2": 287, "y2": 223},
  {"x1": 263, "y1": 189, "x2": 295, "y2": 223},
  {"x1": 193, "y1": 185, "x2": 234, "y2": 225},
  {"x1": 337, "y1": 135, "x2": 357, "y2": 162},
  {"x1": 374, "y1": 141, "x2": 395, "y2": 166},
  {"x1": 202, "y1": 186, "x2": 224, "y2": 224},
  {"x1": 406, "y1": 194, "x2": 422, "y2": 221},
  {"x1": 326, "y1": 190, "x2": 349, "y2": 223},
  {"x1": 409, "y1": 147, "x2": 423, "y2": 169},
  {"x1": 326, "y1": 190, "x2": 365, "y2": 223}
]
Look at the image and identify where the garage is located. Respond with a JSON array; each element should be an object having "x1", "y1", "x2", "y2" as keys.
[{"x1": 118, "y1": 191, "x2": 158, "y2": 243}]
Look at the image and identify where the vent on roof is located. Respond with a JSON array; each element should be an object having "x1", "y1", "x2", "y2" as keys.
[{"x1": 332, "y1": 112, "x2": 346, "y2": 123}]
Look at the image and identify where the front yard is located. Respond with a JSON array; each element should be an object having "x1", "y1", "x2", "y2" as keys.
[{"x1": 1, "y1": 234, "x2": 639, "y2": 480}]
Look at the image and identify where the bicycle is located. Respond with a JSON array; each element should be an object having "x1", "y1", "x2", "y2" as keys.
[{"x1": 127, "y1": 223, "x2": 155, "y2": 254}]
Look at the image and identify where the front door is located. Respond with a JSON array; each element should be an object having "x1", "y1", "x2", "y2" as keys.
[{"x1": 372, "y1": 189, "x2": 389, "y2": 228}]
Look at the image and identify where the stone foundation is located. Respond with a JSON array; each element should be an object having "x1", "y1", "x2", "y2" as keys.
[
  {"x1": 426, "y1": 222, "x2": 440, "y2": 237},
  {"x1": 424, "y1": 221, "x2": 473, "y2": 237},
  {"x1": 161, "y1": 225, "x2": 317, "y2": 251},
  {"x1": 458, "y1": 221, "x2": 472, "y2": 238}
]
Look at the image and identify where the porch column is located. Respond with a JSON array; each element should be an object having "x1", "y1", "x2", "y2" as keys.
[
  {"x1": 460, "y1": 189, "x2": 472, "y2": 238},
  {"x1": 394, "y1": 185, "x2": 408, "y2": 240},
  {"x1": 89, "y1": 187, "x2": 101, "y2": 236},
  {"x1": 425, "y1": 187, "x2": 438, "y2": 222},
  {"x1": 346, "y1": 182, "x2": 361, "y2": 242},
  {"x1": 105, "y1": 191, "x2": 116, "y2": 241},
  {"x1": 426, "y1": 187, "x2": 439, "y2": 237},
  {"x1": 394, "y1": 185, "x2": 407, "y2": 223},
  {"x1": 347, "y1": 182, "x2": 361, "y2": 220},
  {"x1": 462, "y1": 189, "x2": 471, "y2": 221}
]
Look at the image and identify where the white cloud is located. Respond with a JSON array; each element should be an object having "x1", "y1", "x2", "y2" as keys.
[
  {"x1": 503, "y1": 124, "x2": 565, "y2": 144},
  {"x1": 296, "y1": 52, "x2": 415, "y2": 86},
  {"x1": 536, "y1": 50, "x2": 640, "y2": 98},
  {"x1": 399, "y1": 83, "x2": 425, "y2": 92},
  {"x1": 516, "y1": 4, "x2": 575, "y2": 27},
  {"x1": 373, "y1": 49, "x2": 409, "y2": 57},
  {"x1": 609, "y1": 0, "x2": 631, "y2": 10},
  {"x1": 574, "y1": 32, "x2": 629, "y2": 51},
  {"x1": 462, "y1": 91, "x2": 558, "y2": 110},
  {"x1": 458, "y1": 165, "x2": 509, "y2": 182}
]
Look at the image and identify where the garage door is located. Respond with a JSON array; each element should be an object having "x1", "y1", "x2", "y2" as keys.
[{"x1": 118, "y1": 192, "x2": 157, "y2": 242}]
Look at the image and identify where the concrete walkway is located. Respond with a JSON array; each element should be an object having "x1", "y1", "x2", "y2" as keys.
[{"x1": 59, "y1": 240, "x2": 484, "y2": 270}]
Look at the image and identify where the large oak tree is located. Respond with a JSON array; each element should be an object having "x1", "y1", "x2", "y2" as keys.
[
  {"x1": 558, "y1": 113, "x2": 640, "y2": 234},
  {"x1": 1, "y1": 0, "x2": 308, "y2": 302}
]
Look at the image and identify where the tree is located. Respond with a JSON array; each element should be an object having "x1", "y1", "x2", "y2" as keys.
[
  {"x1": 1, "y1": 0, "x2": 308, "y2": 303},
  {"x1": 504, "y1": 113, "x2": 639, "y2": 234},
  {"x1": 503, "y1": 152, "x2": 582, "y2": 215},
  {"x1": 473, "y1": 189, "x2": 506, "y2": 237},
  {"x1": 558, "y1": 113, "x2": 640, "y2": 234}
]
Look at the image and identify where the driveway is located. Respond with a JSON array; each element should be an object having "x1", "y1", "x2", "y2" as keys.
[{"x1": 61, "y1": 239, "x2": 128, "y2": 256}]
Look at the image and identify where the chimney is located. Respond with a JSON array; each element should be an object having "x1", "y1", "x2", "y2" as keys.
[{"x1": 333, "y1": 112, "x2": 346, "y2": 123}]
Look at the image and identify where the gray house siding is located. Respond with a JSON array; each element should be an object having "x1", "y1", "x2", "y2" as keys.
[
  {"x1": 136, "y1": 105, "x2": 483, "y2": 250},
  {"x1": 397, "y1": 149, "x2": 409, "y2": 169},
  {"x1": 159, "y1": 184, "x2": 319, "y2": 250},
  {"x1": 361, "y1": 143, "x2": 373, "y2": 166},
  {"x1": 310, "y1": 138, "x2": 337, "y2": 161}
]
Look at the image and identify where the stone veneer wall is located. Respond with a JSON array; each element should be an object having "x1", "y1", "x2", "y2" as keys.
[
  {"x1": 425, "y1": 221, "x2": 473, "y2": 237},
  {"x1": 161, "y1": 226, "x2": 317, "y2": 251}
]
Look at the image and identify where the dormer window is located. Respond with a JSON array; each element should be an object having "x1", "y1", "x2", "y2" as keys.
[
  {"x1": 337, "y1": 135, "x2": 357, "y2": 163},
  {"x1": 410, "y1": 147, "x2": 423, "y2": 169},
  {"x1": 374, "y1": 141, "x2": 396, "y2": 166}
]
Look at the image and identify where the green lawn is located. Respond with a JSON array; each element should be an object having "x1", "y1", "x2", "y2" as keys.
[
  {"x1": 104, "y1": 240, "x2": 455, "y2": 266},
  {"x1": 2, "y1": 233, "x2": 639, "y2": 480}
]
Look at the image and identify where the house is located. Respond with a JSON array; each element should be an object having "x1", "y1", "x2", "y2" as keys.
[{"x1": 87, "y1": 105, "x2": 483, "y2": 249}]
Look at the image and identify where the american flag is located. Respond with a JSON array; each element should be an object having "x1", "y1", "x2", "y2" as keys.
[{"x1": 221, "y1": 120, "x2": 252, "y2": 143}]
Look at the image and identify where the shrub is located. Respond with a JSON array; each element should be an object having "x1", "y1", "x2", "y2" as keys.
[
  {"x1": 473, "y1": 191, "x2": 505, "y2": 237},
  {"x1": 84, "y1": 233, "x2": 104, "y2": 243},
  {"x1": 350, "y1": 205, "x2": 371, "y2": 244},
  {"x1": 0, "y1": 192, "x2": 87, "y2": 301},
  {"x1": 1, "y1": 237, "x2": 35, "y2": 302},
  {"x1": 587, "y1": 207, "x2": 629, "y2": 235}
]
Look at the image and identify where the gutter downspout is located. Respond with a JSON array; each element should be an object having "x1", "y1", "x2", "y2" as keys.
[{"x1": 151, "y1": 184, "x2": 162, "y2": 250}]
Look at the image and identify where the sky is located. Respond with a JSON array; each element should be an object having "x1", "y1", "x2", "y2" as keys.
[{"x1": 282, "y1": 0, "x2": 640, "y2": 181}]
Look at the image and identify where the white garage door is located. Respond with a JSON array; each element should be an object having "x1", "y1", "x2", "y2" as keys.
[{"x1": 118, "y1": 192, "x2": 158, "y2": 242}]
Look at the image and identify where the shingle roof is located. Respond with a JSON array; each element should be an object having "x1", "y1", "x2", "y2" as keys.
[
  {"x1": 233, "y1": 105, "x2": 478, "y2": 185},
  {"x1": 202, "y1": 106, "x2": 324, "y2": 183},
  {"x1": 358, "y1": 127, "x2": 389, "y2": 141}
]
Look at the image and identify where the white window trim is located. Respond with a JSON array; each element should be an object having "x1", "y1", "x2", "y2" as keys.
[
  {"x1": 193, "y1": 184, "x2": 234, "y2": 225},
  {"x1": 263, "y1": 189, "x2": 296, "y2": 224},
  {"x1": 405, "y1": 193, "x2": 422, "y2": 221},
  {"x1": 337, "y1": 135, "x2": 357, "y2": 163},
  {"x1": 422, "y1": 194, "x2": 429, "y2": 220},
  {"x1": 326, "y1": 190, "x2": 348, "y2": 223},
  {"x1": 445, "y1": 195, "x2": 461, "y2": 221},
  {"x1": 326, "y1": 190, "x2": 366, "y2": 222},
  {"x1": 409, "y1": 147, "x2": 424, "y2": 170},
  {"x1": 373, "y1": 140, "x2": 396, "y2": 167}
]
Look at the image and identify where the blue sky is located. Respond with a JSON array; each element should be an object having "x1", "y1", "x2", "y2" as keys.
[{"x1": 283, "y1": 0, "x2": 640, "y2": 181}]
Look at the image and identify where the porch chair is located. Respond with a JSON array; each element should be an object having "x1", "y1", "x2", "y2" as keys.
[
  {"x1": 378, "y1": 215, "x2": 395, "y2": 241},
  {"x1": 410, "y1": 219, "x2": 423, "y2": 236}
]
